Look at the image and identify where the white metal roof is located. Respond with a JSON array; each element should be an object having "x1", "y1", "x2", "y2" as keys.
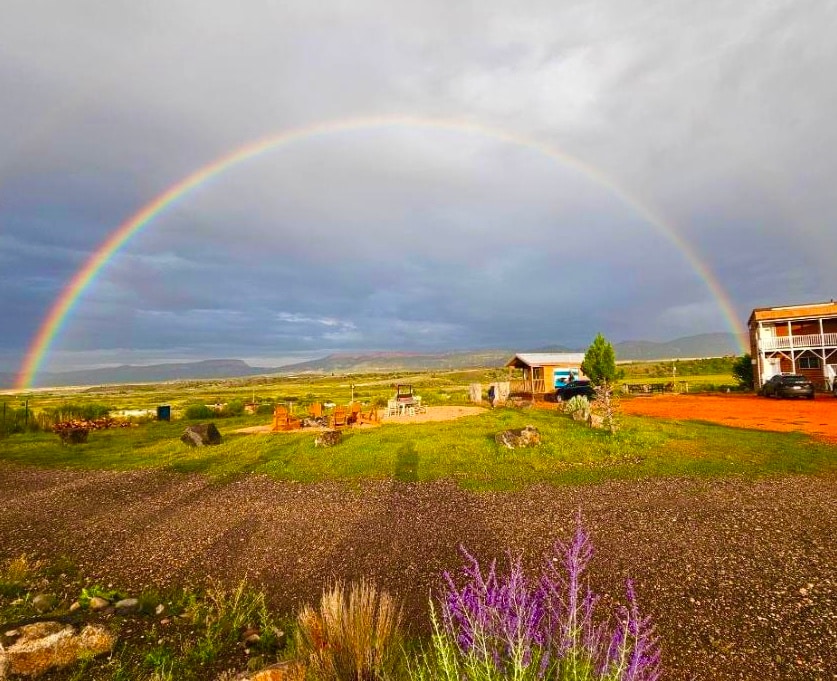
[{"x1": 507, "y1": 352, "x2": 586, "y2": 367}]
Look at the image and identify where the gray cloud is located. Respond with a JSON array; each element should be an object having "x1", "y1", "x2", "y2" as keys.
[{"x1": 1, "y1": 0, "x2": 835, "y2": 373}]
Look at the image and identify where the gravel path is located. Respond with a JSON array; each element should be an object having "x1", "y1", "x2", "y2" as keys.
[{"x1": 1, "y1": 463, "x2": 834, "y2": 680}]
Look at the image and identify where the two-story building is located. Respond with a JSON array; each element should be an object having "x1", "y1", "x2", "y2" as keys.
[{"x1": 748, "y1": 301, "x2": 837, "y2": 390}]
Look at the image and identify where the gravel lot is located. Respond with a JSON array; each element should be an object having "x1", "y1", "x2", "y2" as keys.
[{"x1": 1, "y1": 463, "x2": 834, "y2": 680}]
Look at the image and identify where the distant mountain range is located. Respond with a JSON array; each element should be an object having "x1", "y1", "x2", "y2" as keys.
[{"x1": 0, "y1": 332, "x2": 748, "y2": 390}]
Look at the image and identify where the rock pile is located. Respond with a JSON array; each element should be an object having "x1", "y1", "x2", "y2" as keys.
[
  {"x1": 494, "y1": 426, "x2": 541, "y2": 449},
  {"x1": 314, "y1": 430, "x2": 342, "y2": 447}
]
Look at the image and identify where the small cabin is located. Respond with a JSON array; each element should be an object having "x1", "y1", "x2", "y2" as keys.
[{"x1": 505, "y1": 353, "x2": 586, "y2": 398}]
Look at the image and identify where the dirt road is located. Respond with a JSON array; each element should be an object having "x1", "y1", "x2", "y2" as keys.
[
  {"x1": 1, "y1": 463, "x2": 834, "y2": 680},
  {"x1": 623, "y1": 393, "x2": 837, "y2": 441}
]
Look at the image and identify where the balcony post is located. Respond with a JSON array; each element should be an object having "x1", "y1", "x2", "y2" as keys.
[{"x1": 788, "y1": 321, "x2": 796, "y2": 372}]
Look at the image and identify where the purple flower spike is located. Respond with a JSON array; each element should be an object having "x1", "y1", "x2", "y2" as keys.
[{"x1": 432, "y1": 514, "x2": 662, "y2": 680}]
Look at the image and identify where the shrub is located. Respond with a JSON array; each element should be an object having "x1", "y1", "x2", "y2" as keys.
[
  {"x1": 732, "y1": 354, "x2": 755, "y2": 390},
  {"x1": 184, "y1": 403, "x2": 215, "y2": 420},
  {"x1": 563, "y1": 395, "x2": 591, "y2": 419},
  {"x1": 222, "y1": 399, "x2": 246, "y2": 417},
  {"x1": 412, "y1": 518, "x2": 660, "y2": 681},
  {"x1": 295, "y1": 580, "x2": 404, "y2": 680},
  {"x1": 0, "y1": 554, "x2": 41, "y2": 598}
]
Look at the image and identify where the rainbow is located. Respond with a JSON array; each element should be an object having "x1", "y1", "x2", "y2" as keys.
[{"x1": 15, "y1": 115, "x2": 745, "y2": 389}]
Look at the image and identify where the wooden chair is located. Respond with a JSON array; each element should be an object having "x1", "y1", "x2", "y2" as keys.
[
  {"x1": 348, "y1": 402, "x2": 362, "y2": 424},
  {"x1": 272, "y1": 405, "x2": 301, "y2": 432},
  {"x1": 357, "y1": 406, "x2": 379, "y2": 425},
  {"x1": 330, "y1": 406, "x2": 349, "y2": 429},
  {"x1": 308, "y1": 402, "x2": 323, "y2": 419}
]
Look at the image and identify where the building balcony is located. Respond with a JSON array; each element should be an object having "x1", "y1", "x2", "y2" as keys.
[{"x1": 759, "y1": 332, "x2": 837, "y2": 351}]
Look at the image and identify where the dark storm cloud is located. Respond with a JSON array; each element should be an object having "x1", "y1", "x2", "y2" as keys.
[{"x1": 1, "y1": 0, "x2": 835, "y2": 373}]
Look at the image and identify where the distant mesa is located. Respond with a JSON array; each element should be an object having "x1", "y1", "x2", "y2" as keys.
[{"x1": 1, "y1": 332, "x2": 747, "y2": 390}]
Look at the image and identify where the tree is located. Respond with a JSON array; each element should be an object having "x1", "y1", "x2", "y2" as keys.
[
  {"x1": 581, "y1": 333, "x2": 617, "y2": 386},
  {"x1": 732, "y1": 354, "x2": 755, "y2": 390},
  {"x1": 581, "y1": 334, "x2": 619, "y2": 434}
]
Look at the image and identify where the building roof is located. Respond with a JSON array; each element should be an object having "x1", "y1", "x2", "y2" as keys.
[
  {"x1": 506, "y1": 352, "x2": 586, "y2": 368},
  {"x1": 748, "y1": 300, "x2": 837, "y2": 325}
]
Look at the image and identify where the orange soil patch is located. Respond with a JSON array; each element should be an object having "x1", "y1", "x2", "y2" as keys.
[
  {"x1": 622, "y1": 393, "x2": 837, "y2": 440},
  {"x1": 235, "y1": 405, "x2": 487, "y2": 434}
]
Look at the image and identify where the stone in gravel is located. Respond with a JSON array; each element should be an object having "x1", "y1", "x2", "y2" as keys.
[
  {"x1": 181, "y1": 423, "x2": 222, "y2": 447},
  {"x1": 155, "y1": 603, "x2": 165, "y2": 615},
  {"x1": 68, "y1": 601, "x2": 81, "y2": 612},
  {"x1": 494, "y1": 426, "x2": 540, "y2": 449},
  {"x1": 114, "y1": 597, "x2": 139, "y2": 613},
  {"x1": 31, "y1": 593, "x2": 56, "y2": 613},
  {"x1": 314, "y1": 430, "x2": 342, "y2": 447},
  {"x1": 237, "y1": 661, "x2": 306, "y2": 680},
  {"x1": 88, "y1": 596, "x2": 110, "y2": 611},
  {"x1": 0, "y1": 622, "x2": 115, "y2": 678}
]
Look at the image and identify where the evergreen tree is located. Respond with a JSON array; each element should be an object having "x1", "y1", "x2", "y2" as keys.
[
  {"x1": 581, "y1": 333, "x2": 617, "y2": 386},
  {"x1": 732, "y1": 354, "x2": 755, "y2": 390}
]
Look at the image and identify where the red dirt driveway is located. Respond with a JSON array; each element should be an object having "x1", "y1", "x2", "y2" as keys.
[{"x1": 622, "y1": 393, "x2": 837, "y2": 441}]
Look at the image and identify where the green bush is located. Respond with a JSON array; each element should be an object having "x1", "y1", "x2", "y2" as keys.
[
  {"x1": 184, "y1": 404, "x2": 215, "y2": 420},
  {"x1": 222, "y1": 399, "x2": 245, "y2": 417}
]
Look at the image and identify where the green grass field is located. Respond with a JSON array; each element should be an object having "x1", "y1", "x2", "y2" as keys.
[{"x1": 1, "y1": 402, "x2": 833, "y2": 489}]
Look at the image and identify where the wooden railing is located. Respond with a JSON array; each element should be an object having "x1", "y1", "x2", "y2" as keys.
[
  {"x1": 759, "y1": 332, "x2": 837, "y2": 351},
  {"x1": 510, "y1": 379, "x2": 547, "y2": 395}
]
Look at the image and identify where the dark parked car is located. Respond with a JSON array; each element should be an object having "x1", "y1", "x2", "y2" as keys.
[
  {"x1": 759, "y1": 374, "x2": 815, "y2": 399},
  {"x1": 554, "y1": 379, "x2": 595, "y2": 402}
]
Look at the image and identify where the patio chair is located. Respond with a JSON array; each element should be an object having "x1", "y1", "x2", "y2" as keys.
[
  {"x1": 272, "y1": 405, "x2": 301, "y2": 432},
  {"x1": 308, "y1": 402, "x2": 323, "y2": 419},
  {"x1": 330, "y1": 406, "x2": 349, "y2": 429}
]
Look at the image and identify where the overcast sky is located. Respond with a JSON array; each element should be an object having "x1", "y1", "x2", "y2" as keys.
[{"x1": 2, "y1": 0, "x2": 836, "y2": 373}]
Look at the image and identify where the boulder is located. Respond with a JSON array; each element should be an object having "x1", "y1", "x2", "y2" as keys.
[
  {"x1": 314, "y1": 430, "x2": 342, "y2": 448},
  {"x1": 494, "y1": 426, "x2": 541, "y2": 449},
  {"x1": 0, "y1": 622, "x2": 115, "y2": 678},
  {"x1": 181, "y1": 423, "x2": 222, "y2": 447}
]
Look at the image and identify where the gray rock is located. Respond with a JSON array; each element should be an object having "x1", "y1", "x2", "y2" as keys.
[
  {"x1": 32, "y1": 593, "x2": 57, "y2": 613},
  {"x1": 114, "y1": 598, "x2": 139, "y2": 613},
  {"x1": 314, "y1": 430, "x2": 342, "y2": 447},
  {"x1": 494, "y1": 426, "x2": 541, "y2": 449},
  {"x1": 181, "y1": 423, "x2": 222, "y2": 446},
  {"x1": 88, "y1": 596, "x2": 110, "y2": 611}
]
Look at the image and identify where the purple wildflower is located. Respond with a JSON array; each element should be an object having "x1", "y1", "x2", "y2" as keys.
[{"x1": 433, "y1": 515, "x2": 662, "y2": 680}]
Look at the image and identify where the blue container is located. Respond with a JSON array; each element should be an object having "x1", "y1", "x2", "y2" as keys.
[{"x1": 156, "y1": 405, "x2": 171, "y2": 421}]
